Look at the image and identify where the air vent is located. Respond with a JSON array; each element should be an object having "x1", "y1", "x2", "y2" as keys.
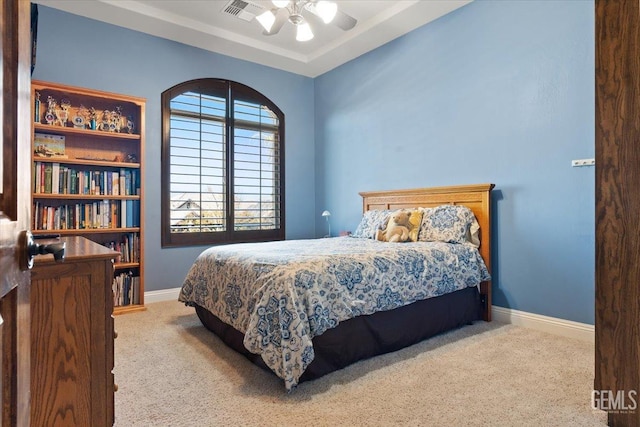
[{"x1": 221, "y1": 0, "x2": 266, "y2": 22}]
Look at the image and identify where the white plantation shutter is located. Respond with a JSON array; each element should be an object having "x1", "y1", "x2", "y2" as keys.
[
  {"x1": 233, "y1": 99, "x2": 281, "y2": 231},
  {"x1": 168, "y1": 92, "x2": 226, "y2": 233},
  {"x1": 161, "y1": 79, "x2": 284, "y2": 247}
]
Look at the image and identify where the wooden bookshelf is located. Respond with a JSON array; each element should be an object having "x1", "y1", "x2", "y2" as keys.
[{"x1": 31, "y1": 80, "x2": 146, "y2": 314}]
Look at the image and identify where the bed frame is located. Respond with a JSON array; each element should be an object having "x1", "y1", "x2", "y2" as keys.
[
  {"x1": 194, "y1": 183, "x2": 495, "y2": 386},
  {"x1": 359, "y1": 183, "x2": 494, "y2": 321}
]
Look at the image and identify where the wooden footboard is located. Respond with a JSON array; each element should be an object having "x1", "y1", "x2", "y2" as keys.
[{"x1": 359, "y1": 183, "x2": 495, "y2": 321}]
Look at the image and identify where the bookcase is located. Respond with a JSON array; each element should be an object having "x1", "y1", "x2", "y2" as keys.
[{"x1": 31, "y1": 80, "x2": 146, "y2": 314}]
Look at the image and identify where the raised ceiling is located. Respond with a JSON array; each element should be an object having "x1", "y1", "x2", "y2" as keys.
[{"x1": 35, "y1": 0, "x2": 472, "y2": 77}]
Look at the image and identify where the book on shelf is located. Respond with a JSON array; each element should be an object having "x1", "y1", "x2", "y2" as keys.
[
  {"x1": 126, "y1": 200, "x2": 133, "y2": 228},
  {"x1": 43, "y1": 163, "x2": 51, "y2": 193},
  {"x1": 132, "y1": 200, "x2": 140, "y2": 227},
  {"x1": 33, "y1": 133, "x2": 68, "y2": 159},
  {"x1": 120, "y1": 200, "x2": 127, "y2": 228},
  {"x1": 51, "y1": 163, "x2": 60, "y2": 194}
]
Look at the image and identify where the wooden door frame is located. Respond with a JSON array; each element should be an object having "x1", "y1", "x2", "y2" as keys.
[{"x1": 595, "y1": 0, "x2": 640, "y2": 425}]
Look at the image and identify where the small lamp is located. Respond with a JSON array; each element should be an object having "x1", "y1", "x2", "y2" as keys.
[{"x1": 321, "y1": 210, "x2": 331, "y2": 237}]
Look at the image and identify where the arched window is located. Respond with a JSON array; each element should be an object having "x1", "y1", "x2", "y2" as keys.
[{"x1": 161, "y1": 79, "x2": 285, "y2": 247}]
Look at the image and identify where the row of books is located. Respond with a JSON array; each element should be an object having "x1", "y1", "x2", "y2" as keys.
[
  {"x1": 103, "y1": 233, "x2": 140, "y2": 264},
  {"x1": 33, "y1": 161, "x2": 140, "y2": 196},
  {"x1": 113, "y1": 271, "x2": 140, "y2": 307},
  {"x1": 33, "y1": 199, "x2": 140, "y2": 231}
]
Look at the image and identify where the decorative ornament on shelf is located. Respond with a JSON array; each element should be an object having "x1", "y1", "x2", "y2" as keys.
[
  {"x1": 73, "y1": 104, "x2": 88, "y2": 129},
  {"x1": 100, "y1": 110, "x2": 111, "y2": 132},
  {"x1": 113, "y1": 106, "x2": 123, "y2": 133},
  {"x1": 58, "y1": 99, "x2": 71, "y2": 127},
  {"x1": 88, "y1": 107, "x2": 97, "y2": 130},
  {"x1": 256, "y1": 0, "x2": 356, "y2": 42},
  {"x1": 34, "y1": 91, "x2": 41, "y2": 123},
  {"x1": 322, "y1": 210, "x2": 331, "y2": 238},
  {"x1": 44, "y1": 96, "x2": 57, "y2": 125},
  {"x1": 126, "y1": 115, "x2": 135, "y2": 134}
]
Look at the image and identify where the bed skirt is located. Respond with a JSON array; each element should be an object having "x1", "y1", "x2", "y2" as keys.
[{"x1": 193, "y1": 286, "x2": 483, "y2": 384}]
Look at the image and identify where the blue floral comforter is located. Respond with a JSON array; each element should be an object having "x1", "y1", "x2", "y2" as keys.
[{"x1": 178, "y1": 236, "x2": 490, "y2": 391}]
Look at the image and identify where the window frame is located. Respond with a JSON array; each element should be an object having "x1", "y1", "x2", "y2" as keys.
[{"x1": 161, "y1": 78, "x2": 285, "y2": 247}]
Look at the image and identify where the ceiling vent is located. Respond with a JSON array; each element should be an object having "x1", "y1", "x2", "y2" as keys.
[{"x1": 221, "y1": 0, "x2": 266, "y2": 22}]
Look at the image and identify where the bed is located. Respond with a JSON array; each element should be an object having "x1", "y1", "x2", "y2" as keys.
[{"x1": 179, "y1": 184, "x2": 494, "y2": 391}]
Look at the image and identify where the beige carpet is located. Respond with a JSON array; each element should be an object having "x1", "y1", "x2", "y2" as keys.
[{"x1": 114, "y1": 301, "x2": 607, "y2": 426}]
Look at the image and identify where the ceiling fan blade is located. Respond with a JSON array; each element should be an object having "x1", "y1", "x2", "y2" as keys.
[
  {"x1": 263, "y1": 8, "x2": 288, "y2": 36},
  {"x1": 332, "y1": 9, "x2": 357, "y2": 31},
  {"x1": 304, "y1": 2, "x2": 357, "y2": 31}
]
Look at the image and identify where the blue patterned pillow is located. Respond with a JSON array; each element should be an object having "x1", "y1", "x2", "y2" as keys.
[
  {"x1": 352, "y1": 210, "x2": 390, "y2": 239},
  {"x1": 418, "y1": 205, "x2": 477, "y2": 244}
]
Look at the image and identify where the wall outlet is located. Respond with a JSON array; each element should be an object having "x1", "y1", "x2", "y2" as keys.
[{"x1": 572, "y1": 158, "x2": 595, "y2": 167}]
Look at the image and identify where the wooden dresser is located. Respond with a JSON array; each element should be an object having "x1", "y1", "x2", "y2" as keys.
[{"x1": 30, "y1": 236, "x2": 118, "y2": 427}]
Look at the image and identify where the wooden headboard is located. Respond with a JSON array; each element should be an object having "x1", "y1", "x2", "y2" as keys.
[{"x1": 359, "y1": 183, "x2": 495, "y2": 321}]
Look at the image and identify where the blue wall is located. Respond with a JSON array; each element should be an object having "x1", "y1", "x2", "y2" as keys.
[
  {"x1": 34, "y1": 1, "x2": 596, "y2": 324},
  {"x1": 33, "y1": 6, "x2": 316, "y2": 293},
  {"x1": 315, "y1": 0, "x2": 595, "y2": 323}
]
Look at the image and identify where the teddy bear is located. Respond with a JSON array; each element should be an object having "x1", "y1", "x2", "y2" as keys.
[{"x1": 375, "y1": 210, "x2": 411, "y2": 243}]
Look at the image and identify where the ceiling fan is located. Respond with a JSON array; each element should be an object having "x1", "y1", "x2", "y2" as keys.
[{"x1": 256, "y1": 0, "x2": 357, "y2": 42}]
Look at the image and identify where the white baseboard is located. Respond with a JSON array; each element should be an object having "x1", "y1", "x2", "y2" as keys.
[
  {"x1": 492, "y1": 306, "x2": 594, "y2": 343},
  {"x1": 144, "y1": 287, "x2": 182, "y2": 304},
  {"x1": 142, "y1": 289, "x2": 595, "y2": 343}
]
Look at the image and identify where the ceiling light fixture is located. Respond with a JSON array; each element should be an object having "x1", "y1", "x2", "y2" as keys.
[
  {"x1": 256, "y1": 0, "x2": 357, "y2": 42},
  {"x1": 296, "y1": 21, "x2": 314, "y2": 41},
  {"x1": 315, "y1": 1, "x2": 337, "y2": 24},
  {"x1": 256, "y1": 10, "x2": 276, "y2": 33}
]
